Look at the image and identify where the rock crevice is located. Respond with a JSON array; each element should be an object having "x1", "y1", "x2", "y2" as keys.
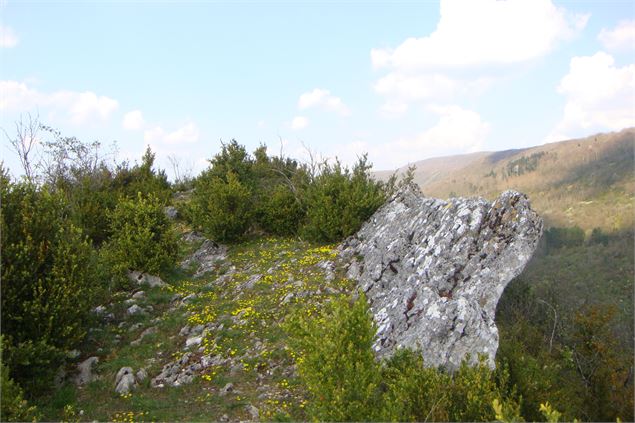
[{"x1": 341, "y1": 184, "x2": 543, "y2": 370}]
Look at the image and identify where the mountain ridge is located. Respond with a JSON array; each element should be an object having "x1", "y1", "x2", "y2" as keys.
[{"x1": 374, "y1": 128, "x2": 635, "y2": 231}]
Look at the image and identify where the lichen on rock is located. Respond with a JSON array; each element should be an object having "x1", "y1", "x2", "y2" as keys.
[{"x1": 340, "y1": 184, "x2": 543, "y2": 371}]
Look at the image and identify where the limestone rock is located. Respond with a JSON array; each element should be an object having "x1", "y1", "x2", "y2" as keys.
[
  {"x1": 74, "y1": 356, "x2": 98, "y2": 386},
  {"x1": 219, "y1": 382, "x2": 234, "y2": 396},
  {"x1": 246, "y1": 404, "x2": 259, "y2": 420},
  {"x1": 128, "y1": 271, "x2": 167, "y2": 288},
  {"x1": 115, "y1": 367, "x2": 136, "y2": 394},
  {"x1": 164, "y1": 206, "x2": 178, "y2": 220},
  {"x1": 341, "y1": 185, "x2": 542, "y2": 370},
  {"x1": 180, "y1": 239, "x2": 227, "y2": 277}
]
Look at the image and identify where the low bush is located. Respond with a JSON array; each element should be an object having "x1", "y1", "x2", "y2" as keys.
[
  {"x1": 0, "y1": 177, "x2": 100, "y2": 392},
  {"x1": 191, "y1": 171, "x2": 253, "y2": 241},
  {"x1": 286, "y1": 292, "x2": 522, "y2": 422},
  {"x1": 102, "y1": 192, "x2": 178, "y2": 283},
  {"x1": 300, "y1": 155, "x2": 387, "y2": 242}
]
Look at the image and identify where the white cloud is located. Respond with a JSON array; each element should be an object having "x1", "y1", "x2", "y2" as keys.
[
  {"x1": 372, "y1": 0, "x2": 587, "y2": 70},
  {"x1": 0, "y1": 25, "x2": 18, "y2": 48},
  {"x1": 0, "y1": 80, "x2": 119, "y2": 124},
  {"x1": 144, "y1": 121, "x2": 200, "y2": 145},
  {"x1": 547, "y1": 51, "x2": 635, "y2": 142},
  {"x1": 371, "y1": 0, "x2": 586, "y2": 115},
  {"x1": 379, "y1": 101, "x2": 409, "y2": 118},
  {"x1": 598, "y1": 20, "x2": 635, "y2": 51},
  {"x1": 164, "y1": 122, "x2": 199, "y2": 144},
  {"x1": 291, "y1": 116, "x2": 309, "y2": 130},
  {"x1": 298, "y1": 88, "x2": 351, "y2": 116},
  {"x1": 122, "y1": 110, "x2": 145, "y2": 130},
  {"x1": 343, "y1": 105, "x2": 490, "y2": 169}
]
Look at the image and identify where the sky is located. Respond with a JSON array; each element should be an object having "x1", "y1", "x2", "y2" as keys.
[{"x1": 1, "y1": 0, "x2": 634, "y2": 179}]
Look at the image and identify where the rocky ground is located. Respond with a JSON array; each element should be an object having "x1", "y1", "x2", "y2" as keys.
[{"x1": 51, "y1": 231, "x2": 354, "y2": 422}]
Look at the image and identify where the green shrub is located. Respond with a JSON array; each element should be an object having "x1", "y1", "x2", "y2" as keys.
[
  {"x1": 300, "y1": 155, "x2": 386, "y2": 242},
  {"x1": 286, "y1": 293, "x2": 381, "y2": 421},
  {"x1": 103, "y1": 192, "x2": 178, "y2": 281},
  {"x1": 192, "y1": 171, "x2": 253, "y2": 242},
  {"x1": 1, "y1": 355, "x2": 39, "y2": 422},
  {"x1": 379, "y1": 349, "x2": 451, "y2": 421},
  {"x1": 0, "y1": 179, "x2": 100, "y2": 391},
  {"x1": 258, "y1": 184, "x2": 304, "y2": 236}
]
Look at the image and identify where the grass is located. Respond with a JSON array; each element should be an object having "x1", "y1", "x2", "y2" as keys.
[{"x1": 35, "y1": 234, "x2": 354, "y2": 422}]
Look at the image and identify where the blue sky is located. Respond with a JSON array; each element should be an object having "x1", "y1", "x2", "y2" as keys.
[{"x1": 1, "y1": 0, "x2": 634, "y2": 179}]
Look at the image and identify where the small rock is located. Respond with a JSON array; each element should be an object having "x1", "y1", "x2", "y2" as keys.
[
  {"x1": 179, "y1": 325, "x2": 191, "y2": 337},
  {"x1": 219, "y1": 414, "x2": 229, "y2": 422},
  {"x1": 124, "y1": 298, "x2": 136, "y2": 305},
  {"x1": 131, "y1": 326, "x2": 157, "y2": 346},
  {"x1": 164, "y1": 206, "x2": 178, "y2": 220},
  {"x1": 219, "y1": 382, "x2": 234, "y2": 396},
  {"x1": 114, "y1": 367, "x2": 136, "y2": 394},
  {"x1": 185, "y1": 336, "x2": 202, "y2": 348},
  {"x1": 128, "y1": 322, "x2": 143, "y2": 332},
  {"x1": 75, "y1": 356, "x2": 99, "y2": 386},
  {"x1": 128, "y1": 271, "x2": 167, "y2": 288},
  {"x1": 136, "y1": 368, "x2": 148, "y2": 383},
  {"x1": 93, "y1": 305, "x2": 107, "y2": 315},
  {"x1": 246, "y1": 404, "x2": 259, "y2": 420},
  {"x1": 132, "y1": 291, "x2": 146, "y2": 300},
  {"x1": 127, "y1": 304, "x2": 144, "y2": 316},
  {"x1": 182, "y1": 293, "x2": 198, "y2": 304}
]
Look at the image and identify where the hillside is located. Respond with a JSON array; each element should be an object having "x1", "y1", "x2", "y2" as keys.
[{"x1": 376, "y1": 128, "x2": 635, "y2": 231}]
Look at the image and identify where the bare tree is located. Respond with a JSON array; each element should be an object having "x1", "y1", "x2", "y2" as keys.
[
  {"x1": 2, "y1": 113, "x2": 40, "y2": 182},
  {"x1": 167, "y1": 154, "x2": 194, "y2": 187}
]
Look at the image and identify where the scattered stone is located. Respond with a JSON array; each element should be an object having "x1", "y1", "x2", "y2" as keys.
[
  {"x1": 128, "y1": 271, "x2": 167, "y2": 288},
  {"x1": 185, "y1": 336, "x2": 202, "y2": 348},
  {"x1": 136, "y1": 368, "x2": 148, "y2": 383},
  {"x1": 92, "y1": 305, "x2": 107, "y2": 315},
  {"x1": 126, "y1": 304, "x2": 144, "y2": 316},
  {"x1": 241, "y1": 274, "x2": 261, "y2": 290},
  {"x1": 164, "y1": 206, "x2": 178, "y2": 220},
  {"x1": 219, "y1": 414, "x2": 229, "y2": 422},
  {"x1": 246, "y1": 404, "x2": 260, "y2": 420},
  {"x1": 219, "y1": 382, "x2": 234, "y2": 396},
  {"x1": 341, "y1": 185, "x2": 543, "y2": 370},
  {"x1": 132, "y1": 291, "x2": 146, "y2": 300},
  {"x1": 179, "y1": 325, "x2": 191, "y2": 337},
  {"x1": 75, "y1": 356, "x2": 99, "y2": 386},
  {"x1": 180, "y1": 239, "x2": 227, "y2": 278},
  {"x1": 114, "y1": 367, "x2": 136, "y2": 394},
  {"x1": 131, "y1": 326, "x2": 157, "y2": 346},
  {"x1": 128, "y1": 322, "x2": 143, "y2": 332},
  {"x1": 182, "y1": 293, "x2": 198, "y2": 304},
  {"x1": 124, "y1": 298, "x2": 136, "y2": 305},
  {"x1": 181, "y1": 231, "x2": 206, "y2": 243}
]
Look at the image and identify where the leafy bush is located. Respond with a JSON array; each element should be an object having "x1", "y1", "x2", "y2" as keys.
[
  {"x1": 1, "y1": 354, "x2": 39, "y2": 422},
  {"x1": 286, "y1": 293, "x2": 381, "y2": 421},
  {"x1": 191, "y1": 171, "x2": 253, "y2": 241},
  {"x1": 103, "y1": 192, "x2": 178, "y2": 281},
  {"x1": 0, "y1": 178, "x2": 100, "y2": 391},
  {"x1": 287, "y1": 292, "x2": 522, "y2": 422},
  {"x1": 300, "y1": 155, "x2": 386, "y2": 242},
  {"x1": 258, "y1": 184, "x2": 304, "y2": 236}
]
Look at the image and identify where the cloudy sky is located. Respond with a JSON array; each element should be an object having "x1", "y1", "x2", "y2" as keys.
[{"x1": 1, "y1": 0, "x2": 634, "y2": 178}]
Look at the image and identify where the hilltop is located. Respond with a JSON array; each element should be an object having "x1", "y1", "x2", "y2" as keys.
[{"x1": 375, "y1": 128, "x2": 635, "y2": 231}]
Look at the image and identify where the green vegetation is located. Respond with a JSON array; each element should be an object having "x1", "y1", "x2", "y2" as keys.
[
  {"x1": 1, "y1": 125, "x2": 632, "y2": 422},
  {"x1": 0, "y1": 175, "x2": 101, "y2": 393},
  {"x1": 190, "y1": 141, "x2": 388, "y2": 242},
  {"x1": 102, "y1": 192, "x2": 178, "y2": 283}
]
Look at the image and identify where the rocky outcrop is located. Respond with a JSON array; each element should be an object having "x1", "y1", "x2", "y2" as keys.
[
  {"x1": 181, "y1": 239, "x2": 227, "y2": 278},
  {"x1": 341, "y1": 184, "x2": 542, "y2": 370}
]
